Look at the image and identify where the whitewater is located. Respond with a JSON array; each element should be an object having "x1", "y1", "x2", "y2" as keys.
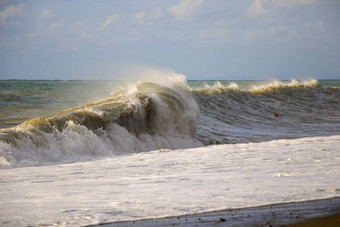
[{"x1": 0, "y1": 75, "x2": 339, "y2": 226}]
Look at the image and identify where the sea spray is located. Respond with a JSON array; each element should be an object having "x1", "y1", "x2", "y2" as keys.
[
  {"x1": 1, "y1": 78, "x2": 340, "y2": 167},
  {"x1": 0, "y1": 80, "x2": 201, "y2": 167}
]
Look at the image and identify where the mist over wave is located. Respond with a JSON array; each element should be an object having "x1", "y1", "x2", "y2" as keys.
[
  {"x1": 1, "y1": 76, "x2": 340, "y2": 168},
  {"x1": 0, "y1": 76, "x2": 201, "y2": 167}
]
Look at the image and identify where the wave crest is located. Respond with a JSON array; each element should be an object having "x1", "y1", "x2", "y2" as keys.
[
  {"x1": 0, "y1": 81, "x2": 201, "y2": 168},
  {"x1": 250, "y1": 79, "x2": 320, "y2": 95},
  {"x1": 191, "y1": 79, "x2": 321, "y2": 95}
]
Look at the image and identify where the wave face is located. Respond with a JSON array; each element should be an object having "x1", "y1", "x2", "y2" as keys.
[
  {"x1": 1, "y1": 78, "x2": 340, "y2": 167},
  {"x1": 0, "y1": 81, "x2": 201, "y2": 167},
  {"x1": 193, "y1": 80, "x2": 340, "y2": 144}
]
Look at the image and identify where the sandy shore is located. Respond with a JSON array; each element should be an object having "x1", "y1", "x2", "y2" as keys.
[
  {"x1": 286, "y1": 213, "x2": 340, "y2": 227},
  {"x1": 90, "y1": 197, "x2": 340, "y2": 226}
]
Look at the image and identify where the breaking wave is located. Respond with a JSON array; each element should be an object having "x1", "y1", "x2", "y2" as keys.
[
  {"x1": 193, "y1": 79, "x2": 340, "y2": 144},
  {"x1": 1, "y1": 78, "x2": 340, "y2": 168},
  {"x1": 0, "y1": 80, "x2": 201, "y2": 167}
]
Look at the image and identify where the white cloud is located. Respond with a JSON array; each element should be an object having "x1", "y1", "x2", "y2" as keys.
[
  {"x1": 246, "y1": 26, "x2": 292, "y2": 42},
  {"x1": 248, "y1": 0, "x2": 266, "y2": 17},
  {"x1": 167, "y1": 0, "x2": 204, "y2": 20},
  {"x1": 133, "y1": 9, "x2": 163, "y2": 24},
  {"x1": 134, "y1": 11, "x2": 145, "y2": 25},
  {"x1": 0, "y1": 4, "x2": 24, "y2": 24},
  {"x1": 134, "y1": 11, "x2": 145, "y2": 21},
  {"x1": 248, "y1": 0, "x2": 322, "y2": 17},
  {"x1": 40, "y1": 9, "x2": 53, "y2": 20},
  {"x1": 101, "y1": 15, "x2": 118, "y2": 27},
  {"x1": 305, "y1": 20, "x2": 324, "y2": 30},
  {"x1": 48, "y1": 21, "x2": 64, "y2": 33},
  {"x1": 271, "y1": 0, "x2": 320, "y2": 8}
]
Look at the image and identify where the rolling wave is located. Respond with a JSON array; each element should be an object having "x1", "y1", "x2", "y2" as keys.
[
  {"x1": 1, "y1": 78, "x2": 340, "y2": 167},
  {"x1": 193, "y1": 80, "x2": 340, "y2": 144},
  {"x1": 0, "y1": 81, "x2": 201, "y2": 167}
]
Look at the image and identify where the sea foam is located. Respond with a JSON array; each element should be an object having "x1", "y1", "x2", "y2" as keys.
[{"x1": 0, "y1": 78, "x2": 201, "y2": 167}]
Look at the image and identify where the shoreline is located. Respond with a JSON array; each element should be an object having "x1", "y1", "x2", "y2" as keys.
[{"x1": 90, "y1": 197, "x2": 340, "y2": 227}]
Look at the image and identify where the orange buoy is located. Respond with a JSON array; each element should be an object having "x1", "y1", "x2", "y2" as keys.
[{"x1": 274, "y1": 113, "x2": 279, "y2": 117}]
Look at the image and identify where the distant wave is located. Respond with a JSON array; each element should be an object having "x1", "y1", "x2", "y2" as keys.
[{"x1": 193, "y1": 79, "x2": 340, "y2": 144}]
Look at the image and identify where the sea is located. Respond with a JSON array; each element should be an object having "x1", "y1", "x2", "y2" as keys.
[{"x1": 0, "y1": 74, "x2": 340, "y2": 226}]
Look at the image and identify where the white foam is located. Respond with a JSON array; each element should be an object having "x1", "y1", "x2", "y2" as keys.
[
  {"x1": 250, "y1": 79, "x2": 319, "y2": 91},
  {"x1": 1, "y1": 135, "x2": 339, "y2": 226},
  {"x1": 0, "y1": 117, "x2": 201, "y2": 168},
  {"x1": 0, "y1": 78, "x2": 202, "y2": 168},
  {"x1": 118, "y1": 64, "x2": 189, "y2": 90}
]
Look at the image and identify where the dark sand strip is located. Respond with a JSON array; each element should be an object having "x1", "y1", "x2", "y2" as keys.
[
  {"x1": 286, "y1": 213, "x2": 340, "y2": 227},
  {"x1": 89, "y1": 197, "x2": 340, "y2": 227}
]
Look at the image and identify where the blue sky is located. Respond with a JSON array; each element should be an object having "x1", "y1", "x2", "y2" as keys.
[{"x1": 0, "y1": 0, "x2": 340, "y2": 80}]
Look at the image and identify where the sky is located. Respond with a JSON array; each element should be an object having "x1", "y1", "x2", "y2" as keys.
[{"x1": 0, "y1": 0, "x2": 340, "y2": 80}]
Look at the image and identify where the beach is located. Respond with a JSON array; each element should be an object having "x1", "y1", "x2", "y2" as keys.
[{"x1": 95, "y1": 198, "x2": 340, "y2": 227}]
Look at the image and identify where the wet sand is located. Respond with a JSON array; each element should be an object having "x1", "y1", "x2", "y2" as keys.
[
  {"x1": 92, "y1": 197, "x2": 340, "y2": 227},
  {"x1": 286, "y1": 213, "x2": 340, "y2": 227}
]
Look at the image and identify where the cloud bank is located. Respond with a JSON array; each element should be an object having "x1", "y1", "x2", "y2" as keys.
[{"x1": 167, "y1": 0, "x2": 204, "y2": 20}]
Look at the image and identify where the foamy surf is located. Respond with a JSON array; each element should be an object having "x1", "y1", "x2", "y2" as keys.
[
  {"x1": 0, "y1": 76, "x2": 340, "y2": 226},
  {"x1": 1, "y1": 78, "x2": 340, "y2": 167},
  {"x1": 0, "y1": 79, "x2": 201, "y2": 167},
  {"x1": 1, "y1": 135, "x2": 339, "y2": 226}
]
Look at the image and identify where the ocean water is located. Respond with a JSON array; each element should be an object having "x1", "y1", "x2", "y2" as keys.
[{"x1": 0, "y1": 75, "x2": 340, "y2": 226}]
